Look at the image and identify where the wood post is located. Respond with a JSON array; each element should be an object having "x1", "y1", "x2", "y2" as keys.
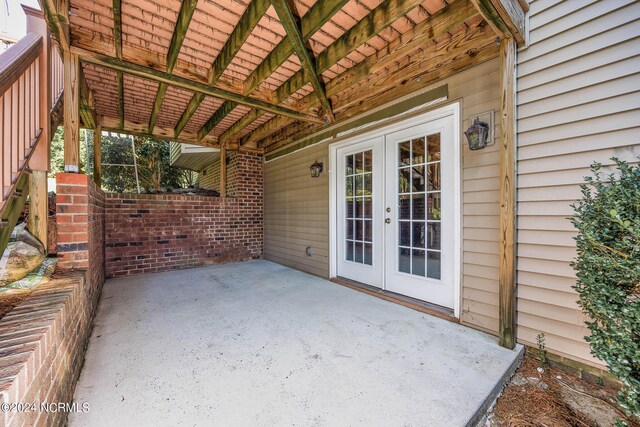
[
  {"x1": 28, "y1": 171, "x2": 48, "y2": 250},
  {"x1": 63, "y1": 50, "x2": 80, "y2": 172},
  {"x1": 24, "y1": 6, "x2": 51, "y2": 250},
  {"x1": 219, "y1": 144, "x2": 226, "y2": 198},
  {"x1": 93, "y1": 126, "x2": 102, "y2": 186},
  {"x1": 498, "y1": 36, "x2": 517, "y2": 349}
]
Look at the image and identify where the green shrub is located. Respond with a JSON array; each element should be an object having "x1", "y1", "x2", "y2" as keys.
[{"x1": 571, "y1": 158, "x2": 639, "y2": 418}]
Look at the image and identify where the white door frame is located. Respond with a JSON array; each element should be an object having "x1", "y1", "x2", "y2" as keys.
[{"x1": 329, "y1": 102, "x2": 462, "y2": 318}]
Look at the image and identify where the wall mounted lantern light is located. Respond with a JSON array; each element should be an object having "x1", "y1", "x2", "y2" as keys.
[
  {"x1": 464, "y1": 118, "x2": 490, "y2": 150},
  {"x1": 310, "y1": 160, "x2": 323, "y2": 178}
]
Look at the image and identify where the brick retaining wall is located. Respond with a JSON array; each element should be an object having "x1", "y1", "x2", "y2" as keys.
[
  {"x1": 105, "y1": 152, "x2": 264, "y2": 278},
  {"x1": 0, "y1": 173, "x2": 106, "y2": 427}
]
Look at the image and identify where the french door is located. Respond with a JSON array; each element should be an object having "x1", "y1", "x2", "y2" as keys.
[{"x1": 335, "y1": 112, "x2": 457, "y2": 310}]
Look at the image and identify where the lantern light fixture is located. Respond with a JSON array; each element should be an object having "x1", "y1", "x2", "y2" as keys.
[
  {"x1": 464, "y1": 117, "x2": 490, "y2": 151},
  {"x1": 310, "y1": 160, "x2": 323, "y2": 178}
]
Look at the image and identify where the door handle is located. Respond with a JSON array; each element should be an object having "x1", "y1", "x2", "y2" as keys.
[{"x1": 385, "y1": 218, "x2": 391, "y2": 224}]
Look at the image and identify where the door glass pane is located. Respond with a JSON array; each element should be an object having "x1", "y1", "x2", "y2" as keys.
[
  {"x1": 427, "y1": 251, "x2": 441, "y2": 279},
  {"x1": 355, "y1": 152, "x2": 364, "y2": 173},
  {"x1": 411, "y1": 137, "x2": 425, "y2": 164},
  {"x1": 363, "y1": 220, "x2": 372, "y2": 243},
  {"x1": 363, "y1": 197, "x2": 373, "y2": 218},
  {"x1": 397, "y1": 134, "x2": 442, "y2": 279},
  {"x1": 412, "y1": 249, "x2": 426, "y2": 277},
  {"x1": 427, "y1": 193, "x2": 441, "y2": 220},
  {"x1": 399, "y1": 248, "x2": 411, "y2": 273},
  {"x1": 412, "y1": 165, "x2": 425, "y2": 192},
  {"x1": 412, "y1": 222, "x2": 425, "y2": 248},
  {"x1": 399, "y1": 168, "x2": 410, "y2": 193},
  {"x1": 427, "y1": 222, "x2": 441, "y2": 250},
  {"x1": 399, "y1": 195, "x2": 410, "y2": 219},
  {"x1": 427, "y1": 134, "x2": 440, "y2": 162},
  {"x1": 355, "y1": 242, "x2": 364, "y2": 263},
  {"x1": 399, "y1": 141, "x2": 410, "y2": 166},
  {"x1": 345, "y1": 149, "x2": 373, "y2": 266},
  {"x1": 347, "y1": 199, "x2": 355, "y2": 218},
  {"x1": 364, "y1": 243, "x2": 373, "y2": 265},
  {"x1": 364, "y1": 151, "x2": 373, "y2": 172},
  {"x1": 399, "y1": 222, "x2": 410, "y2": 247}
]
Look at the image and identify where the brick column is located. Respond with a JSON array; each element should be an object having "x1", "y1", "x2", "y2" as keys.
[
  {"x1": 56, "y1": 172, "x2": 106, "y2": 280},
  {"x1": 56, "y1": 173, "x2": 91, "y2": 269}
]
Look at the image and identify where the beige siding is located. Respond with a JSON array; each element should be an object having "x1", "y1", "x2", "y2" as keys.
[
  {"x1": 516, "y1": 0, "x2": 640, "y2": 367},
  {"x1": 265, "y1": 59, "x2": 504, "y2": 334},
  {"x1": 199, "y1": 160, "x2": 220, "y2": 191},
  {"x1": 264, "y1": 141, "x2": 330, "y2": 278}
]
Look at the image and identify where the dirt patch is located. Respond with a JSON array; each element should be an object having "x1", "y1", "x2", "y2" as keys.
[
  {"x1": 489, "y1": 355, "x2": 638, "y2": 426},
  {"x1": 0, "y1": 289, "x2": 33, "y2": 320}
]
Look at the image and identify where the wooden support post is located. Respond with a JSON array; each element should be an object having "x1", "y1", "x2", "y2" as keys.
[
  {"x1": 63, "y1": 50, "x2": 80, "y2": 172},
  {"x1": 24, "y1": 6, "x2": 51, "y2": 250},
  {"x1": 219, "y1": 145, "x2": 226, "y2": 198},
  {"x1": 28, "y1": 171, "x2": 48, "y2": 251},
  {"x1": 498, "y1": 36, "x2": 517, "y2": 349},
  {"x1": 93, "y1": 126, "x2": 102, "y2": 186}
]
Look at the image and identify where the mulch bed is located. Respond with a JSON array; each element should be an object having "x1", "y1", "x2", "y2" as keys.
[{"x1": 490, "y1": 355, "x2": 638, "y2": 427}]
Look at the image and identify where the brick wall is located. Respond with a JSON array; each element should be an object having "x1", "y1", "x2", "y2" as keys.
[
  {"x1": 0, "y1": 272, "x2": 96, "y2": 427},
  {"x1": 0, "y1": 173, "x2": 106, "y2": 426},
  {"x1": 105, "y1": 152, "x2": 263, "y2": 277},
  {"x1": 56, "y1": 173, "x2": 106, "y2": 282}
]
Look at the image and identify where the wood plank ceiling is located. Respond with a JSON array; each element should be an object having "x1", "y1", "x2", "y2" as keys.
[{"x1": 63, "y1": 0, "x2": 503, "y2": 152}]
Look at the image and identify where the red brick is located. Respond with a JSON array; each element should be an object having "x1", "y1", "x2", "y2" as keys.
[{"x1": 55, "y1": 173, "x2": 88, "y2": 185}]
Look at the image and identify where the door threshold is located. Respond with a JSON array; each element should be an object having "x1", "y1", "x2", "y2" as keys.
[{"x1": 331, "y1": 277, "x2": 458, "y2": 323}]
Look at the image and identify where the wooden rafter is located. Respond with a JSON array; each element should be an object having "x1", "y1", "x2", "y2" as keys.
[
  {"x1": 223, "y1": 0, "x2": 426, "y2": 145},
  {"x1": 148, "y1": 0, "x2": 199, "y2": 133},
  {"x1": 73, "y1": 47, "x2": 325, "y2": 125},
  {"x1": 112, "y1": 0, "x2": 122, "y2": 59},
  {"x1": 248, "y1": 2, "x2": 486, "y2": 149},
  {"x1": 271, "y1": 0, "x2": 334, "y2": 123},
  {"x1": 174, "y1": 0, "x2": 270, "y2": 139},
  {"x1": 469, "y1": 0, "x2": 526, "y2": 45},
  {"x1": 195, "y1": 0, "x2": 349, "y2": 141},
  {"x1": 117, "y1": 70, "x2": 124, "y2": 128},
  {"x1": 99, "y1": 116, "x2": 219, "y2": 147},
  {"x1": 39, "y1": 0, "x2": 69, "y2": 52}
]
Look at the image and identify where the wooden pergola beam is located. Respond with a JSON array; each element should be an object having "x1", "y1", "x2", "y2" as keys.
[
  {"x1": 469, "y1": 0, "x2": 526, "y2": 45},
  {"x1": 117, "y1": 70, "x2": 124, "y2": 128},
  {"x1": 244, "y1": 0, "x2": 350, "y2": 95},
  {"x1": 196, "y1": 0, "x2": 349, "y2": 142},
  {"x1": 99, "y1": 116, "x2": 219, "y2": 147},
  {"x1": 148, "y1": 0, "x2": 199, "y2": 132},
  {"x1": 73, "y1": 47, "x2": 324, "y2": 125},
  {"x1": 271, "y1": 0, "x2": 334, "y2": 123},
  {"x1": 112, "y1": 0, "x2": 122, "y2": 59},
  {"x1": 173, "y1": 0, "x2": 270, "y2": 138},
  {"x1": 249, "y1": 7, "x2": 488, "y2": 148},
  {"x1": 39, "y1": 0, "x2": 70, "y2": 52},
  {"x1": 224, "y1": 0, "x2": 425, "y2": 144},
  {"x1": 498, "y1": 36, "x2": 517, "y2": 349}
]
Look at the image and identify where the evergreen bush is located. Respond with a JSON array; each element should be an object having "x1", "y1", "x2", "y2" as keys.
[{"x1": 571, "y1": 158, "x2": 639, "y2": 419}]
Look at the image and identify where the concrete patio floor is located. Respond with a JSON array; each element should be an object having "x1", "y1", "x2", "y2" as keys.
[{"x1": 69, "y1": 260, "x2": 523, "y2": 427}]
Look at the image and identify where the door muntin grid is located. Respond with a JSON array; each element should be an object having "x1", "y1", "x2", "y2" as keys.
[
  {"x1": 397, "y1": 133, "x2": 441, "y2": 279},
  {"x1": 345, "y1": 150, "x2": 373, "y2": 265}
]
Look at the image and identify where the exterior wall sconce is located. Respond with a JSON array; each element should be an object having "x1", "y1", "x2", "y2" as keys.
[
  {"x1": 464, "y1": 118, "x2": 490, "y2": 150},
  {"x1": 310, "y1": 160, "x2": 323, "y2": 178}
]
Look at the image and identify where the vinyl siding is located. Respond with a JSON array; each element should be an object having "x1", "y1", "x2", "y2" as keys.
[
  {"x1": 516, "y1": 0, "x2": 640, "y2": 367},
  {"x1": 264, "y1": 58, "x2": 504, "y2": 334}
]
